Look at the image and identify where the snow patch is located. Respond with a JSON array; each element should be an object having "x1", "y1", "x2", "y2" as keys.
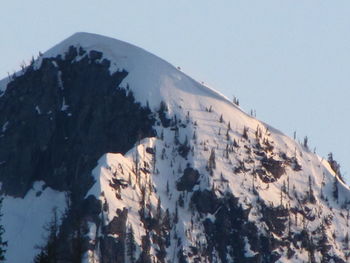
[
  {"x1": 61, "y1": 97, "x2": 69, "y2": 111},
  {"x1": 244, "y1": 237, "x2": 257, "y2": 257},
  {"x1": 35, "y1": 105, "x2": 41, "y2": 115},
  {"x1": 2, "y1": 182, "x2": 66, "y2": 262},
  {"x1": 1, "y1": 122, "x2": 8, "y2": 133}
]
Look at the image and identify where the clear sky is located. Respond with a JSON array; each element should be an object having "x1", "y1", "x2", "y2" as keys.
[{"x1": 1, "y1": 1, "x2": 350, "y2": 181}]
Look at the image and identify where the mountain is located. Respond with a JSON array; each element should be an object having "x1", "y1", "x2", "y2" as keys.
[{"x1": 0, "y1": 32, "x2": 349, "y2": 263}]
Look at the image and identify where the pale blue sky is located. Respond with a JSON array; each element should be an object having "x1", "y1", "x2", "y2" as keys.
[{"x1": 1, "y1": 1, "x2": 350, "y2": 180}]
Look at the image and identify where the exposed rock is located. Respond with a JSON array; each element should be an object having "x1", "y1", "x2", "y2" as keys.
[
  {"x1": 260, "y1": 202, "x2": 288, "y2": 237},
  {"x1": 0, "y1": 46, "x2": 155, "y2": 197},
  {"x1": 176, "y1": 167, "x2": 200, "y2": 192},
  {"x1": 191, "y1": 190, "x2": 220, "y2": 214},
  {"x1": 106, "y1": 208, "x2": 128, "y2": 236},
  {"x1": 100, "y1": 236, "x2": 124, "y2": 263},
  {"x1": 261, "y1": 157, "x2": 285, "y2": 179}
]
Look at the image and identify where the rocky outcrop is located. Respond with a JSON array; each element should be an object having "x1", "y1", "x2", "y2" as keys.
[
  {"x1": 176, "y1": 167, "x2": 200, "y2": 192},
  {"x1": 0, "y1": 46, "x2": 155, "y2": 198}
]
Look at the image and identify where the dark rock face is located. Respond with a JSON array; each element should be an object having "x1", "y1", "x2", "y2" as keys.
[
  {"x1": 1, "y1": 46, "x2": 156, "y2": 261},
  {"x1": 176, "y1": 167, "x2": 200, "y2": 192},
  {"x1": 106, "y1": 208, "x2": 128, "y2": 236},
  {"x1": 100, "y1": 236, "x2": 124, "y2": 263},
  {"x1": 257, "y1": 157, "x2": 285, "y2": 183},
  {"x1": 157, "y1": 101, "x2": 170, "y2": 128},
  {"x1": 82, "y1": 195, "x2": 103, "y2": 219},
  {"x1": 191, "y1": 190, "x2": 220, "y2": 214},
  {"x1": 190, "y1": 191, "x2": 289, "y2": 263},
  {"x1": 260, "y1": 202, "x2": 288, "y2": 237},
  {"x1": 261, "y1": 157, "x2": 285, "y2": 179},
  {"x1": 193, "y1": 192, "x2": 258, "y2": 263},
  {"x1": 99, "y1": 208, "x2": 128, "y2": 263},
  {"x1": 0, "y1": 46, "x2": 155, "y2": 197}
]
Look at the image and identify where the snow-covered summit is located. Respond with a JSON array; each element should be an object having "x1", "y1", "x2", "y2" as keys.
[
  {"x1": 0, "y1": 32, "x2": 349, "y2": 262},
  {"x1": 40, "y1": 32, "x2": 232, "y2": 111}
]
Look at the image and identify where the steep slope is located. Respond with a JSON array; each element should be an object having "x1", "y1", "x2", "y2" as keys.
[{"x1": 0, "y1": 32, "x2": 349, "y2": 263}]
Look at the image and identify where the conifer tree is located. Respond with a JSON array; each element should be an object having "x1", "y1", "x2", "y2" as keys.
[
  {"x1": 163, "y1": 209, "x2": 171, "y2": 231},
  {"x1": 173, "y1": 202, "x2": 179, "y2": 224},
  {"x1": 226, "y1": 128, "x2": 230, "y2": 141},
  {"x1": 174, "y1": 127, "x2": 180, "y2": 145},
  {"x1": 303, "y1": 136, "x2": 309, "y2": 150},
  {"x1": 0, "y1": 198, "x2": 7, "y2": 262},
  {"x1": 127, "y1": 225, "x2": 136, "y2": 263},
  {"x1": 344, "y1": 232, "x2": 349, "y2": 250},
  {"x1": 156, "y1": 197, "x2": 162, "y2": 219},
  {"x1": 308, "y1": 175, "x2": 316, "y2": 203},
  {"x1": 192, "y1": 131, "x2": 197, "y2": 141},
  {"x1": 207, "y1": 148, "x2": 216, "y2": 176},
  {"x1": 242, "y1": 126, "x2": 249, "y2": 140},
  {"x1": 318, "y1": 222, "x2": 330, "y2": 261},
  {"x1": 219, "y1": 114, "x2": 223, "y2": 123},
  {"x1": 328, "y1": 152, "x2": 345, "y2": 183},
  {"x1": 34, "y1": 208, "x2": 59, "y2": 263}
]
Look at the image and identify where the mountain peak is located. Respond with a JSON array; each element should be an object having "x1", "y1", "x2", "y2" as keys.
[
  {"x1": 40, "y1": 32, "x2": 234, "y2": 113},
  {"x1": 1, "y1": 33, "x2": 349, "y2": 262},
  {"x1": 44, "y1": 32, "x2": 153, "y2": 61}
]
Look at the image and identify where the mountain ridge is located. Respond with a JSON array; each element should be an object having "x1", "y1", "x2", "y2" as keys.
[{"x1": 0, "y1": 32, "x2": 349, "y2": 262}]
